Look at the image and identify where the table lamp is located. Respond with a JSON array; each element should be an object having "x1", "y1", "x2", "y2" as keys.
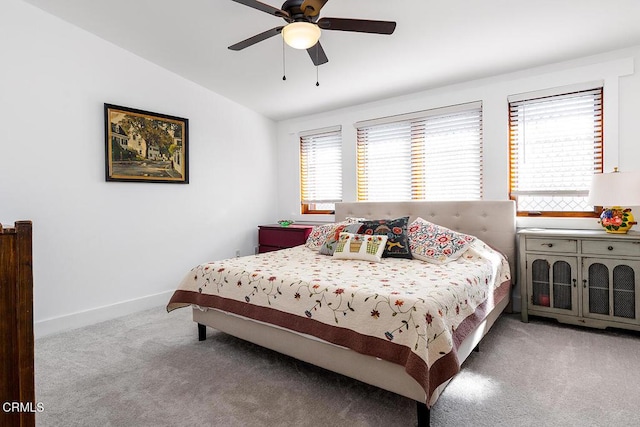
[{"x1": 588, "y1": 168, "x2": 640, "y2": 233}]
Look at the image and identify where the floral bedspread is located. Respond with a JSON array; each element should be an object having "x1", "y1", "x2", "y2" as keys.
[{"x1": 168, "y1": 239, "x2": 511, "y2": 403}]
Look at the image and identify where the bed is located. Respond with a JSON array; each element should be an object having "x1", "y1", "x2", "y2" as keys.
[{"x1": 167, "y1": 201, "x2": 516, "y2": 426}]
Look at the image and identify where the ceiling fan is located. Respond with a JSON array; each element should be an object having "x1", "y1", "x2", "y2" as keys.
[{"x1": 228, "y1": 0, "x2": 396, "y2": 66}]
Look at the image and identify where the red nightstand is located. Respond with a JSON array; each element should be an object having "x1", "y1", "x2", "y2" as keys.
[{"x1": 258, "y1": 224, "x2": 314, "y2": 253}]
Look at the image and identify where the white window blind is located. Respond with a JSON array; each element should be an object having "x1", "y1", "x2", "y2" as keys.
[
  {"x1": 300, "y1": 126, "x2": 342, "y2": 211},
  {"x1": 509, "y1": 87, "x2": 603, "y2": 214},
  {"x1": 356, "y1": 102, "x2": 483, "y2": 202}
]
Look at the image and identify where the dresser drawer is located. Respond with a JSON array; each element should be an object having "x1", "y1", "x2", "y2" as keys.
[
  {"x1": 525, "y1": 238, "x2": 577, "y2": 253},
  {"x1": 258, "y1": 225, "x2": 313, "y2": 249},
  {"x1": 581, "y1": 239, "x2": 640, "y2": 257}
]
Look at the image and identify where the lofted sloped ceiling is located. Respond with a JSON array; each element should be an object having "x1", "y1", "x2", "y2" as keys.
[{"x1": 23, "y1": 0, "x2": 640, "y2": 121}]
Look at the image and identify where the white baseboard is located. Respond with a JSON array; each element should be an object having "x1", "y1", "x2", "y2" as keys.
[{"x1": 34, "y1": 290, "x2": 174, "y2": 339}]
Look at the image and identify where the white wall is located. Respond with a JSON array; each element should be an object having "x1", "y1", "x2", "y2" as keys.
[
  {"x1": 276, "y1": 46, "x2": 640, "y2": 311},
  {"x1": 0, "y1": 0, "x2": 279, "y2": 337}
]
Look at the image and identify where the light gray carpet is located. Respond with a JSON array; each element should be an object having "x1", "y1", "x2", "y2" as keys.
[{"x1": 35, "y1": 307, "x2": 640, "y2": 426}]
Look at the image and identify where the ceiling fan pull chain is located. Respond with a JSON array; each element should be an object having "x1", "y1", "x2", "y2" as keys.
[
  {"x1": 282, "y1": 38, "x2": 287, "y2": 81},
  {"x1": 315, "y1": 46, "x2": 319, "y2": 86}
]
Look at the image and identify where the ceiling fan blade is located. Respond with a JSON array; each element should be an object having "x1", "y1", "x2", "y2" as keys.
[
  {"x1": 301, "y1": 0, "x2": 328, "y2": 17},
  {"x1": 231, "y1": 0, "x2": 290, "y2": 19},
  {"x1": 317, "y1": 18, "x2": 396, "y2": 35},
  {"x1": 228, "y1": 26, "x2": 284, "y2": 51},
  {"x1": 307, "y1": 42, "x2": 328, "y2": 66}
]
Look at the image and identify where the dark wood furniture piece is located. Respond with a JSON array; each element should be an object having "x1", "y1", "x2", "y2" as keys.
[
  {"x1": 258, "y1": 224, "x2": 313, "y2": 253},
  {"x1": 1, "y1": 221, "x2": 35, "y2": 427}
]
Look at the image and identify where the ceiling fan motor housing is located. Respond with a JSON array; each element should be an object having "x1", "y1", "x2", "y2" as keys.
[
  {"x1": 229, "y1": 0, "x2": 395, "y2": 66},
  {"x1": 281, "y1": 0, "x2": 319, "y2": 22}
]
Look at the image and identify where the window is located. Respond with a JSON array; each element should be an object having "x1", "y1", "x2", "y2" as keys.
[
  {"x1": 508, "y1": 86, "x2": 603, "y2": 216},
  {"x1": 356, "y1": 102, "x2": 483, "y2": 201},
  {"x1": 300, "y1": 126, "x2": 342, "y2": 214}
]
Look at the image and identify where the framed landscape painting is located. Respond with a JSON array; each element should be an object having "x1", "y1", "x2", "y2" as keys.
[{"x1": 104, "y1": 104, "x2": 189, "y2": 183}]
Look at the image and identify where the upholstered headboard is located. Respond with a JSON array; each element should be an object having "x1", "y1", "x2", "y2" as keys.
[{"x1": 335, "y1": 201, "x2": 517, "y2": 274}]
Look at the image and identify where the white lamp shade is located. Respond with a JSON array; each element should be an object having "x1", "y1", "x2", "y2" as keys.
[
  {"x1": 282, "y1": 22, "x2": 321, "y2": 49},
  {"x1": 588, "y1": 171, "x2": 640, "y2": 207}
]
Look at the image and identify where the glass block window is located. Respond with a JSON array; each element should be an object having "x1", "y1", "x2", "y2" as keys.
[{"x1": 509, "y1": 87, "x2": 603, "y2": 216}]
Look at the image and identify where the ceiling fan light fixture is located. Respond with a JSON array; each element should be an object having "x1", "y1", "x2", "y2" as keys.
[{"x1": 282, "y1": 22, "x2": 321, "y2": 49}]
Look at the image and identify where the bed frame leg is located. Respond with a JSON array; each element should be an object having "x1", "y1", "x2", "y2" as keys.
[
  {"x1": 198, "y1": 323, "x2": 206, "y2": 341},
  {"x1": 416, "y1": 402, "x2": 430, "y2": 427}
]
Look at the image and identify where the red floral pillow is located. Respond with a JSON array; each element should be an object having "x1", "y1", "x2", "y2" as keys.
[
  {"x1": 408, "y1": 217, "x2": 476, "y2": 264},
  {"x1": 305, "y1": 218, "x2": 363, "y2": 251},
  {"x1": 305, "y1": 222, "x2": 349, "y2": 250}
]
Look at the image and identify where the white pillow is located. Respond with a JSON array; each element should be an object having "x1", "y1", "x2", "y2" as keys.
[
  {"x1": 332, "y1": 232, "x2": 388, "y2": 263},
  {"x1": 407, "y1": 217, "x2": 476, "y2": 264}
]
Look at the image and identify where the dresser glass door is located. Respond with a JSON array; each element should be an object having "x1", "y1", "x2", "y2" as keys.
[
  {"x1": 587, "y1": 262, "x2": 610, "y2": 315},
  {"x1": 613, "y1": 265, "x2": 635, "y2": 319},
  {"x1": 585, "y1": 259, "x2": 638, "y2": 323},
  {"x1": 527, "y1": 255, "x2": 577, "y2": 314},
  {"x1": 552, "y1": 260, "x2": 573, "y2": 310},
  {"x1": 530, "y1": 258, "x2": 550, "y2": 307}
]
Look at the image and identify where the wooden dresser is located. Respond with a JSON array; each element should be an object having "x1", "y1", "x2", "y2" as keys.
[
  {"x1": 258, "y1": 224, "x2": 314, "y2": 253},
  {"x1": 1, "y1": 221, "x2": 35, "y2": 427}
]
